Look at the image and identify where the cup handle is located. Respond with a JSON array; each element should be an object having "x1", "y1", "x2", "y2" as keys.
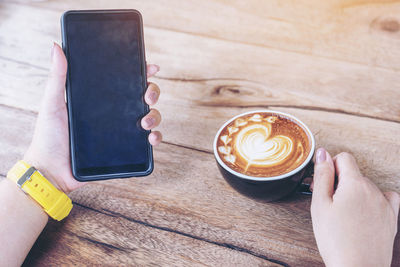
[{"x1": 298, "y1": 161, "x2": 314, "y2": 195}]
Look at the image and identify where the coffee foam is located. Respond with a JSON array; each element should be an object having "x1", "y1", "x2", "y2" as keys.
[{"x1": 216, "y1": 113, "x2": 311, "y2": 177}]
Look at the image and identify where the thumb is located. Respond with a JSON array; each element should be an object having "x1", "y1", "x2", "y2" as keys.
[
  {"x1": 42, "y1": 43, "x2": 68, "y2": 112},
  {"x1": 311, "y1": 148, "x2": 335, "y2": 207},
  {"x1": 384, "y1": 191, "x2": 400, "y2": 220}
]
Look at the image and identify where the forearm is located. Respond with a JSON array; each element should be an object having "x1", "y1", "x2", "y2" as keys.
[{"x1": 0, "y1": 178, "x2": 48, "y2": 266}]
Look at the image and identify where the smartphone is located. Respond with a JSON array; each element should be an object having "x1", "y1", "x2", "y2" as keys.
[{"x1": 61, "y1": 9, "x2": 153, "y2": 181}]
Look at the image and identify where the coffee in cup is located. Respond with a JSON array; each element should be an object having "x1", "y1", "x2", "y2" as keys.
[
  {"x1": 216, "y1": 112, "x2": 311, "y2": 177},
  {"x1": 214, "y1": 110, "x2": 315, "y2": 201}
]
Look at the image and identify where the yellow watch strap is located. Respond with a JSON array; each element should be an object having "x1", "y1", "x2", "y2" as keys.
[{"x1": 7, "y1": 160, "x2": 73, "y2": 221}]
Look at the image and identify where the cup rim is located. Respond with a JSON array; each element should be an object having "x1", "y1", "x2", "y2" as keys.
[{"x1": 213, "y1": 110, "x2": 316, "y2": 181}]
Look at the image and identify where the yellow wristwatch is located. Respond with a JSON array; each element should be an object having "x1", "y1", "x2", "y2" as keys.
[{"x1": 7, "y1": 160, "x2": 73, "y2": 221}]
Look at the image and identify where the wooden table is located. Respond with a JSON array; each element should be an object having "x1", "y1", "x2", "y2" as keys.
[{"x1": 1, "y1": 1, "x2": 400, "y2": 266}]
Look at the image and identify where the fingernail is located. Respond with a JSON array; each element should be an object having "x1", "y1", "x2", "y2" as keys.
[
  {"x1": 149, "y1": 65, "x2": 160, "y2": 74},
  {"x1": 149, "y1": 91, "x2": 157, "y2": 102},
  {"x1": 150, "y1": 132, "x2": 160, "y2": 142},
  {"x1": 51, "y1": 42, "x2": 56, "y2": 62},
  {"x1": 144, "y1": 117, "x2": 155, "y2": 128},
  {"x1": 316, "y1": 148, "x2": 327, "y2": 164}
]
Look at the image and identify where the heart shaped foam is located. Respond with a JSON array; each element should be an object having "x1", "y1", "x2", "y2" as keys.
[{"x1": 235, "y1": 124, "x2": 293, "y2": 169}]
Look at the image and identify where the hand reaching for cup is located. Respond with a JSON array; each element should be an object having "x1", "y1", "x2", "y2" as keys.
[
  {"x1": 23, "y1": 43, "x2": 162, "y2": 194},
  {"x1": 311, "y1": 148, "x2": 400, "y2": 267}
]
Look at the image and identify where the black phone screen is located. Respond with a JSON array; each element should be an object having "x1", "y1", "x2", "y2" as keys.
[{"x1": 63, "y1": 11, "x2": 152, "y2": 179}]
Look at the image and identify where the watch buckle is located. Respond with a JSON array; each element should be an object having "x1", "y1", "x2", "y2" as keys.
[{"x1": 17, "y1": 167, "x2": 36, "y2": 193}]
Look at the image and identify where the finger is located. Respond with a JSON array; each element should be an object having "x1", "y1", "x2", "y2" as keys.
[
  {"x1": 333, "y1": 152, "x2": 362, "y2": 184},
  {"x1": 384, "y1": 191, "x2": 400, "y2": 219},
  {"x1": 148, "y1": 131, "x2": 162, "y2": 146},
  {"x1": 311, "y1": 148, "x2": 335, "y2": 206},
  {"x1": 310, "y1": 181, "x2": 314, "y2": 192},
  {"x1": 144, "y1": 83, "x2": 160, "y2": 106},
  {"x1": 141, "y1": 109, "x2": 161, "y2": 130},
  {"x1": 42, "y1": 43, "x2": 68, "y2": 112},
  {"x1": 147, "y1": 64, "x2": 160, "y2": 78}
]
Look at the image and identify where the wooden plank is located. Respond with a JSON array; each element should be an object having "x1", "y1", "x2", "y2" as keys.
[
  {"x1": 10, "y1": 0, "x2": 400, "y2": 72},
  {"x1": 0, "y1": 59, "x2": 399, "y2": 193},
  {"x1": 22, "y1": 204, "x2": 282, "y2": 266},
  {"x1": 0, "y1": 105, "x2": 36, "y2": 175},
  {"x1": 1, "y1": 94, "x2": 400, "y2": 266},
  {"x1": 0, "y1": 3, "x2": 400, "y2": 122},
  {"x1": 0, "y1": 58, "x2": 46, "y2": 113},
  {"x1": 2, "y1": 68, "x2": 399, "y2": 266}
]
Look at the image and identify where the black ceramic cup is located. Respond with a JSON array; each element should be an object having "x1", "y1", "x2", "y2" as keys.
[{"x1": 213, "y1": 110, "x2": 315, "y2": 201}]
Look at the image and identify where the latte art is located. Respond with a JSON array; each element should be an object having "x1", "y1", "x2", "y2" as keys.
[
  {"x1": 235, "y1": 124, "x2": 294, "y2": 170},
  {"x1": 216, "y1": 113, "x2": 311, "y2": 177}
]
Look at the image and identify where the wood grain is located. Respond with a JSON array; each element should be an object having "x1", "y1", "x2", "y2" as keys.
[
  {"x1": 0, "y1": 59, "x2": 399, "y2": 193},
  {"x1": 1, "y1": 0, "x2": 400, "y2": 266},
  {"x1": 1, "y1": 91, "x2": 400, "y2": 266},
  {"x1": 22, "y1": 204, "x2": 283, "y2": 267},
  {"x1": 1, "y1": 104, "x2": 400, "y2": 267},
  {"x1": 0, "y1": 105, "x2": 36, "y2": 175},
  {"x1": 0, "y1": 3, "x2": 400, "y2": 122},
  {"x1": 11, "y1": 0, "x2": 400, "y2": 71}
]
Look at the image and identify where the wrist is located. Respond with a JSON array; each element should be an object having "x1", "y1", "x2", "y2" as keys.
[
  {"x1": 7, "y1": 160, "x2": 73, "y2": 221},
  {"x1": 1, "y1": 178, "x2": 48, "y2": 222},
  {"x1": 0, "y1": 178, "x2": 49, "y2": 266}
]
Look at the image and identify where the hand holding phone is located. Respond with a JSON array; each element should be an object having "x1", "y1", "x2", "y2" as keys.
[{"x1": 24, "y1": 11, "x2": 162, "y2": 192}]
